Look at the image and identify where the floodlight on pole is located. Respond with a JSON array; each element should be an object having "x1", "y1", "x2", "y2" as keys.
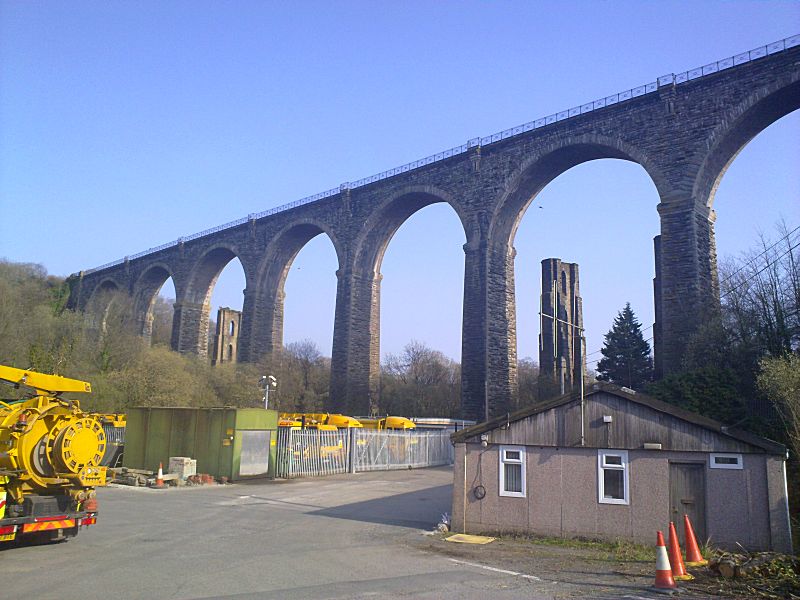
[{"x1": 260, "y1": 375, "x2": 277, "y2": 410}]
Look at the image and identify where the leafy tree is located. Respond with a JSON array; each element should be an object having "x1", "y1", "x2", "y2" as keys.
[
  {"x1": 106, "y1": 346, "x2": 215, "y2": 409},
  {"x1": 596, "y1": 303, "x2": 653, "y2": 390},
  {"x1": 758, "y1": 353, "x2": 800, "y2": 553},
  {"x1": 647, "y1": 366, "x2": 751, "y2": 426}
]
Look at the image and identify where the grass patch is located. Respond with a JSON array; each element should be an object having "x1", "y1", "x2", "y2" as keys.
[{"x1": 497, "y1": 532, "x2": 655, "y2": 562}]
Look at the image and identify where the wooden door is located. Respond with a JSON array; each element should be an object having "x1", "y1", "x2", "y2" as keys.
[{"x1": 669, "y1": 462, "x2": 706, "y2": 544}]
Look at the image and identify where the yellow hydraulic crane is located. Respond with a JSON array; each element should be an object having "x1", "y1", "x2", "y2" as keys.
[{"x1": 0, "y1": 365, "x2": 107, "y2": 545}]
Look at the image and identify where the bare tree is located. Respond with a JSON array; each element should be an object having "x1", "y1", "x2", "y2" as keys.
[
  {"x1": 381, "y1": 340, "x2": 460, "y2": 417},
  {"x1": 720, "y1": 221, "x2": 800, "y2": 356},
  {"x1": 517, "y1": 357, "x2": 540, "y2": 408},
  {"x1": 149, "y1": 295, "x2": 174, "y2": 347},
  {"x1": 286, "y1": 339, "x2": 323, "y2": 390}
]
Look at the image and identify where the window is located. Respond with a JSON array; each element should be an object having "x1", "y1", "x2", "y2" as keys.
[
  {"x1": 709, "y1": 453, "x2": 743, "y2": 470},
  {"x1": 598, "y1": 449, "x2": 629, "y2": 505},
  {"x1": 499, "y1": 445, "x2": 526, "y2": 497}
]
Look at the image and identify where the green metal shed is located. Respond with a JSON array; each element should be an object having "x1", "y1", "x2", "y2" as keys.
[{"x1": 123, "y1": 407, "x2": 278, "y2": 480}]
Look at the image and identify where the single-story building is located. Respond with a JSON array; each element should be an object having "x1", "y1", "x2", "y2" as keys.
[{"x1": 450, "y1": 383, "x2": 792, "y2": 553}]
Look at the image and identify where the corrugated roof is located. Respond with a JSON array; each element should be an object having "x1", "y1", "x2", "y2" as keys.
[{"x1": 450, "y1": 382, "x2": 786, "y2": 455}]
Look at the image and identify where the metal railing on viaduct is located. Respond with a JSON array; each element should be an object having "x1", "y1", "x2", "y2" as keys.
[{"x1": 68, "y1": 36, "x2": 800, "y2": 422}]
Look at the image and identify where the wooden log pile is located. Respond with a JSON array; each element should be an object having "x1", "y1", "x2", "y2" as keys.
[
  {"x1": 705, "y1": 551, "x2": 800, "y2": 600},
  {"x1": 709, "y1": 551, "x2": 780, "y2": 579}
]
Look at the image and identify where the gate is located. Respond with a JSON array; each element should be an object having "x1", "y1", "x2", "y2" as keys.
[
  {"x1": 274, "y1": 428, "x2": 453, "y2": 478},
  {"x1": 351, "y1": 430, "x2": 454, "y2": 472},
  {"x1": 275, "y1": 428, "x2": 349, "y2": 479}
]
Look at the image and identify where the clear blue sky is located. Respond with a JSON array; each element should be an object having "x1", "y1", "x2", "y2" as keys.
[{"x1": 1, "y1": 1, "x2": 798, "y2": 367}]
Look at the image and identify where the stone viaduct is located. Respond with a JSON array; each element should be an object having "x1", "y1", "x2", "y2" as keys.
[{"x1": 67, "y1": 38, "x2": 800, "y2": 422}]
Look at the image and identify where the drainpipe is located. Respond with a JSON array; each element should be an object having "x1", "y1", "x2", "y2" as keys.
[
  {"x1": 580, "y1": 333, "x2": 585, "y2": 447},
  {"x1": 463, "y1": 446, "x2": 467, "y2": 533}
]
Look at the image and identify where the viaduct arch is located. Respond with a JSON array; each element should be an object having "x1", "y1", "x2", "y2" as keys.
[{"x1": 67, "y1": 40, "x2": 800, "y2": 421}]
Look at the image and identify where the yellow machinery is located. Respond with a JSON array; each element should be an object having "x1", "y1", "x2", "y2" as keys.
[
  {"x1": 359, "y1": 416, "x2": 416, "y2": 430},
  {"x1": 278, "y1": 412, "x2": 415, "y2": 430},
  {"x1": 95, "y1": 413, "x2": 126, "y2": 468},
  {"x1": 277, "y1": 413, "x2": 360, "y2": 462},
  {"x1": 0, "y1": 365, "x2": 107, "y2": 545},
  {"x1": 279, "y1": 413, "x2": 363, "y2": 429}
]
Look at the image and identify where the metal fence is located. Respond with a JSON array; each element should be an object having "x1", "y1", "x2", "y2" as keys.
[
  {"x1": 78, "y1": 34, "x2": 799, "y2": 277},
  {"x1": 274, "y1": 428, "x2": 454, "y2": 479},
  {"x1": 274, "y1": 427, "x2": 350, "y2": 479},
  {"x1": 352, "y1": 430, "x2": 454, "y2": 472}
]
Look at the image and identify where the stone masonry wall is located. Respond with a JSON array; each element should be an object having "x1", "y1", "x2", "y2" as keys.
[{"x1": 67, "y1": 46, "x2": 800, "y2": 422}]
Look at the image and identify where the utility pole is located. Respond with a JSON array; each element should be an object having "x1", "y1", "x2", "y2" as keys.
[{"x1": 540, "y1": 311, "x2": 586, "y2": 446}]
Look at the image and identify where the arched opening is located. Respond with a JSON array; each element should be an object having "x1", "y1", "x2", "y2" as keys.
[
  {"x1": 711, "y1": 112, "x2": 799, "y2": 251},
  {"x1": 486, "y1": 139, "x2": 663, "y2": 415},
  {"x1": 178, "y1": 246, "x2": 246, "y2": 360},
  {"x1": 256, "y1": 224, "x2": 340, "y2": 412},
  {"x1": 513, "y1": 159, "x2": 660, "y2": 405},
  {"x1": 379, "y1": 202, "x2": 466, "y2": 417},
  {"x1": 705, "y1": 109, "x2": 799, "y2": 363},
  {"x1": 280, "y1": 236, "x2": 337, "y2": 410},
  {"x1": 132, "y1": 265, "x2": 176, "y2": 348},
  {"x1": 346, "y1": 188, "x2": 469, "y2": 416},
  {"x1": 87, "y1": 280, "x2": 124, "y2": 335},
  {"x1": 694, "y1": 81, "x2": 799, "y2": 363},
  {"x1": 698, "y1": 78, "x2": 800, "y2": 207},
  {"x1": 207, "y1": 252, "x2": 246, "y2": 362},
  {"x1": 85, "y1": 279, "x2": 139, "y2": 371},
  {"x1": 150, "y1": 278, "x2": 176, "y2": 347}
]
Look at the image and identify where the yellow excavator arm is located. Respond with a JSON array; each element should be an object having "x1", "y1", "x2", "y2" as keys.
[{"x1": 0, "y1": 365, "x2": 91, "y2": 397}]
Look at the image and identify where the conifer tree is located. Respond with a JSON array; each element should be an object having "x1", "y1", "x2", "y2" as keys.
[{"x1": 596, "y1": 303, "x2": 654, "y2": 390}]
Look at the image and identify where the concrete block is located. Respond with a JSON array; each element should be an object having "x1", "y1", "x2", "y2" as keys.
[{"x1": 169, "y1": 456, "x2": 197, "y2": 479}]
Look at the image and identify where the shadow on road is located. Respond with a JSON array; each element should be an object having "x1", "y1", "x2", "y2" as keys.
[{"x1": 309, "y1": 483, "x2": 452, "y2": 529}]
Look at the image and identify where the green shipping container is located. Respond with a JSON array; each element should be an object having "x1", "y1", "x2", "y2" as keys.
[{"x1": 123, "y1": 407, "x2": 278, "y2": 480}]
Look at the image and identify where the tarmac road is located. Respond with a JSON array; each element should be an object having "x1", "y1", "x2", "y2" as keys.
[{"x1": 0, "y1": 467, "x2": 674, "y2": 599}]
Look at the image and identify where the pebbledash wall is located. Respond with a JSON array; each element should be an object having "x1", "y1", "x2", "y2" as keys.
[
  {"x1": 450, "y1": 385, "x2": 792, "y2": 553},
  {"x1": 67, "y1": 39, "x2": 800, "y2": 421}
]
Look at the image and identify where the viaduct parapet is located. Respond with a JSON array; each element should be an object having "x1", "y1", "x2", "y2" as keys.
[{"x1": 67, "y1": 39, "x2": 800, "y2": 421}]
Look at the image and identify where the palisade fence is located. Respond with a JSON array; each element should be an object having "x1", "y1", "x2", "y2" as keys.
[
  {"x1": 79, "y1": 35, "x2": 800, "y2": 277},
  {"x1": 274, "y1": 428, "x2": 454, "y2": 479}
]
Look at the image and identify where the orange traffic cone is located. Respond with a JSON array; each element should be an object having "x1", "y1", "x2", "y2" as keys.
[
  {"x1": 654, "y1": 530, "x2": 677, "y2": 590},
  {"x1": 668, "y1": 521, "x2": 693, "y2": 580},
  {"x1": 683, "y1": 514, "x2": 707, "y2": 566},
  {"x1": 155, "y1": 462, "x2": 165, "y2": 488}
]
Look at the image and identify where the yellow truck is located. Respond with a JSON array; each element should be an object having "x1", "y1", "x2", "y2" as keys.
[{"x1": 0, "y1": 365, "x2": 107, "y2": 545}]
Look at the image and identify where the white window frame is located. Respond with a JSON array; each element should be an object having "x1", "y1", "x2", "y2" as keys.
[
  {"x1": 598, "y1": 449, "x2": 629, "y2": 505},
  {"x1": 709, "y1": 453, "x2": 743, "y2": 470},
  {"x1": 499, "y1": 445, "x2": 526, "y2": 498}
]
